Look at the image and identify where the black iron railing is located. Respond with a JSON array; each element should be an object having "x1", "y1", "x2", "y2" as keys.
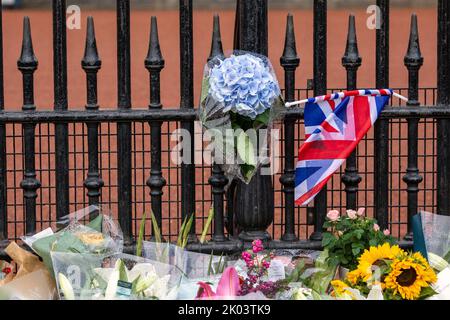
[{"x1": 0, "y1": 1, "x2": 449, "y2": 255}]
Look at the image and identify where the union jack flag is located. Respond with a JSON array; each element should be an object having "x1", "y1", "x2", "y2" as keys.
[{"x1": 295, "y1": 89, "x2": 392, "y2": 206}]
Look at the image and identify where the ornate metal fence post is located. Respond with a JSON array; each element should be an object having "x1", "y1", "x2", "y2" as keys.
[
  {"x1": 310, "y1": 0, "x2": 327, "y2": 241},
  {"x1": 82, "y1": 17, "x2": 104, "y2": 210},
  {"x1": 117, "y1": 0, "x2": 133, "y2": 245},
  {"x1": 179, "y1": 0, "x2": 197, "y2": 241},
  {"x1": 403, "y1": 14, "x2": 423, "y2": 239},
  {"x1": 53, "y1": 0, "x2": 69, "y2": 219},
  {"x1": 207, "y1": 15, "x2": 229, "y2": 243},
  {"x1": 341, "y1": 15, "x2": 362, "y2": 210},
  {"x1": 437, "y1": 0, "x2": 450, "y2": 216},
  {"x1": 18, "y1": 17, "x2": 40, "y2": 234},
  {"x1": 234, "y1": 0, "x2": 274, "y2": 242},
  {"x1": 374, "y1": 0, "x2": 390, "y2": 230},
  {"x1": 0, "y1": 5, "x2": 7, "y2": 242},
  {"x1": 145, "y1": 16, "x2": 166, "y2": 237},
  {"x1": 280, "y1": 14, "x2": 299, "y2": 242}
]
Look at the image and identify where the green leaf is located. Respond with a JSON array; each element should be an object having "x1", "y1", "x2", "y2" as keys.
[
  {"x1": 443, "y1": 250, "x2": 450, "y2": 263},
  {"x1": 322, "y1": 232, "x2": 335, "y2": 247},
  {"x1": 352, "y1": 247, "x2": 361, "y2": 256},
  {"x1": 236, "y1": 130, "x2": 257, "y2": 168},
  {"x1": 200, "y1": 76, "x2": 210, "y2": 104},
  {"x1": 150, "y1": 210, "x2": 162, "y2": 244},
  {"x1": 87, "y1": 214, "x2": 103, "y2": 232},
  {"x1": 241, "y1": 164, "x2": 257, "y2": 182},
  {"x1": 136, "y1": 212, "x2": 147, "y2": 257},
  {"x1": 117, "y1": 259, "x2": 128, "y2": 282},
  {"x1": 177, "y1": 217, "x2": 187, "y2": 247},
  {"x1": 354, "y1": 229, "x2": 364, "y2": 239},
  {"x1": 217, "y1": 253, "x2": 225, "y2": 273},
  {"x1": 131, "y1": 275, "x2": 141, "y2": 294},
  {"x1": 253, "y1": 109, "x2": 271, "y2": 127},
  {"x1": 418, "y1": 286, "x2": 437, "y2": 299},
  {"x1": 178, "y1": 214, "x2": 194, "y2": 248},
  {"x1": 200, "y1": 207, "x2": 214, "y2": 244},
  {"x1": 207, "y1": 251, "x2": 214, "y2": 276}
]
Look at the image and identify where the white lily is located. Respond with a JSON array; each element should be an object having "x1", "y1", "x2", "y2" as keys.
[
  {"x1": 292, "y1": 287, "x2": 313, "y2": 300},
  {"x1": 135, "y1": 273, "x2": 158, "y2": 293},
  {"x1": 105, "y1": 270, "x2": 119, "y2": 300},
  {"x1": 58, "y1": 273, "x2": 75, "y2": 300},
  {"x1": 144, "y1": 274, "x2": 171, "y2": 299},
  {"x1": 92, "y1": 260, "x2": 175, "y2": 300},
  {"x1": 128, "y1": 263, "x2": 157, "y2": 282},
  {"x1": 342, "y1": 285, "x2": 384, "y2": 300}
]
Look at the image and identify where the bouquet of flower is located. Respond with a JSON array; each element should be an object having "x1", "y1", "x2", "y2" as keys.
[
  {"x1": 195, "y1": 240, "x2": 289, "y2": 300},
  {"x1": 200, "y1": 51, "x2": 284, "y2": 183},
  {"x1": 322, "y1": 208, "x2": 396, "y2": 270},
  {"x1": 330, "y1": 243, "x2": 437, "y2": 300},
  {"x1": 411, "y1": 211, "x2": 450, "y2": 299},
  {"x1": 51, "y1": 252, "x2": 181, "y2": 300},
  {"x1": 0, "y1": 242, "x2": 56, "y2": 300},
  {"x1": 26, "y1": 205, "x2": 123, "y2": 274}
]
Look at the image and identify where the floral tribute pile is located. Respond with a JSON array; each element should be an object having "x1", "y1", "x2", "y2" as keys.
[{"x1": 0, "y1": 206, "x2": 450, "y2": 300}]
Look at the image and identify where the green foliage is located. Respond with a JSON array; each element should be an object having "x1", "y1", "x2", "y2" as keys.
[
  {"x1": 322, "y1": 210, "x2": 397, "y2": 270},
  {"x1": 117, "y1": 259, "x2": 128, "y2": 282},
  {"x1": 253, "y1": 109, "x2": 271, "y2": 128},
  {"x1": 136, "y1": 212, "x2": 147, "y2": 257},
  {"x1": 284, "y1": 250, "x2": 337, "y2": 295},
  {"x1": 200, "y1": 76, "x2": 210, "y2": 104},
  {"x1": 177, "y1": 214, "x2": 194, "y2": 249},
  {"x1": 200, "y1": 208, "x2": 214, "y2": 244},
  {"x1": 150, "y1": 211, "x2": 162, "y2": 244}
]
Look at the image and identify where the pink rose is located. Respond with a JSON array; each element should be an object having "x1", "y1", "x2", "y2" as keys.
[
  {"x1": 373, "y1": 224, "x2": 380, "y2": 232},
  {"x1": 326, "y1": 210, "x2": 340, "y2": 222},
  {"x1": 383, "y1": 229, "x2": 390, "y2": 236},
  {"x1": 346, "y1": 209, "x2": 357, "y2": 220},
  {"x1": 356, "y1": 208, "x2": 365, "y2": 216}
]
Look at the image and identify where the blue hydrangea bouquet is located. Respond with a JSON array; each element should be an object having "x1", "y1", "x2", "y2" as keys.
[{"x1": 200, "y1": 52, "x2": 284, "y2": 183}]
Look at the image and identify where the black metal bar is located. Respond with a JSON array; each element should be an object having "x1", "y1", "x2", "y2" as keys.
[
  {"x1": 2, "y1": 106, "x2": 450, "y2": 124},
  {"x1": 179, "y1": 0, "x2": 196, "y2": 240},
  {"x1": 2, "y1": 105, "x2": 450, "y2": 124},
  {"x1": 235, "y1": 0, "x2": 274, "y2": 242},
  {"x1": 233, "y1": 0, "x2": 240, "y2": 51},
  {"x1": 207, "y1": 15, "x2": 228, "y2": 242},
  {"x1": 145, "y1": 16, "x2": 166, "y2": 237},
  {"x1": 280, "y1": 14, "x2": 299, "y2": 242},
  {"x1": 374, "y1": 0, "x2": 390, "y2": 229},
  {"x1": 18, "y1": 17, "x2": 40, "y2": 235},
  {"x1": 341, "y1": 15, "x2": 362, "y2": 210},
  {"x1": 310, "y1": 0, "x2": 327, "y2": 241},
  {"x1": 53, "y1": 0, "x2": 69, "y2": 219},
  {"x1": 403, "y1": 14, "x2": 423, "y2": 239},
  {"x1": 0, "y1": 4, "x2": 6, "y2": 241},
  {"x1": 82, "y1": 17, "x2": 104, "y2": 209},
  {"x1": 117, "y1": 0, "x2": 133, "y2": 242},
  {"x1": 437, "y1": 0, "x2": 450, "y2": 216}
]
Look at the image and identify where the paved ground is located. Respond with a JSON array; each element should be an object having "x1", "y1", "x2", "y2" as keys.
[{"x1": 1, "y1": 7, "x2": 438, "y2": 110}]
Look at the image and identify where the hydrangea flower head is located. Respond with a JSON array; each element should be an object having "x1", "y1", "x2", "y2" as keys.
[{"x1": 208, "y1": 53, "x2": 280, "y2": 120}]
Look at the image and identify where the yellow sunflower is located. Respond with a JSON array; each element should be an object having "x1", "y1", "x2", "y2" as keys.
[
  {"x1": 357, "y1": 243, "x2": 405, "y2": 282},
  {"x1": 346, "y1": 269, "x2": 362, "y2": 285},
  {"x1": 384, "y1": 254, "x2": 437, "y2": 300},
  {"x1": 330, "y1": 280, "x2": 353, "y2": 298}
]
